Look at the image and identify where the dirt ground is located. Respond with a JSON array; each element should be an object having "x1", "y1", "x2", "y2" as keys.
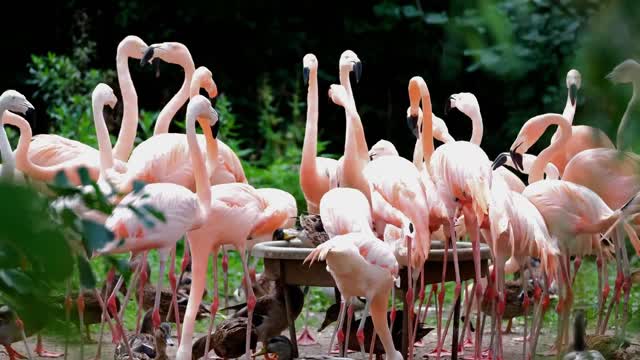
[{"x1": 5, "y1": 322, "x2": 640, "y2": 360}]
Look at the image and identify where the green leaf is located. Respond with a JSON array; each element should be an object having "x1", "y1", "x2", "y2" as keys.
[
  {"x1": 77, "y1": 167, "x2": 92, "y2": 186},
  {"x1": 142, "y1": 204, "x2": 166, "y2": 223},
  {"x1": 0, "y1": 269, "x2": 35, "y2": 295},
  {"x1": 132, "y1": 180, "x2": 146, "y2": 194},
  {"x1": 77, "y1": 256, "x2": 96, "y2": 289},
  {"x1": 103, "y1": 256, "x2": 132, "y2": 282},
  {"x1": 81, "y1": 219, "x2": 114, "y2": 254},
  {"x1": 53, "y1": 170, "x2": 71, "y2": 188},
  {"x1": 126, "y1": 205, "x2": 155, "y2": 229}
]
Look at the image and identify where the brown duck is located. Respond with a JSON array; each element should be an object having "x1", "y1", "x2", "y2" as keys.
[{"x1": 192, "y1": 317, "x2": 258, "y2": 360}]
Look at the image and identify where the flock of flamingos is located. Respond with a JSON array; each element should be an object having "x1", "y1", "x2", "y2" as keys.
[{"x1": 1, "y1": 34, "x2": 639, "y2": 360}]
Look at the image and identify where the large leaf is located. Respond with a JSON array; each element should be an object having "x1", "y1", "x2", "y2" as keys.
[
  {"x1": 77, "y1": 256, "x2": 96, "y2": 289},
  {"x1": 81, "y1": 219, "x2": 114, "y2": 254}
]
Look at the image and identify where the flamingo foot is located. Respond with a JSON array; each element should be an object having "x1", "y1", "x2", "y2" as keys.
[
  {"x1": 3, "y1": 346, "x2": 27, "y2": 360},
  {"x1": 413, "y1": 339, "x2": 425, "y2": 348},
  {"x1": 35, "y1": 343, "x2": 64, "y2": 358},
  {"x1": 152, "y1": 308, "x2": 161, "y2": 329},
  {"x1": 296, "y1": 327, "x2": 318, "y2": 346},
  {"x1": 428, "y1": 347, "x2": 453, "y2": 357},
  {"x1": 463, "y1": 337, "x2": 474, "y2": 349}
]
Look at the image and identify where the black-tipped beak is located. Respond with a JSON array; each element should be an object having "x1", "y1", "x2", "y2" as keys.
[
  {"x1": 369, "y1": 152, "x2": 375, "y2": 161},
  {"x1": 491, "y1": 152, "x2": 509, "y2": 171},
  {"x1": 569, "y1": 84, "x2": 578, "y2": 106},
  {"x1": 153, "y1": 58, "x2": 161, "y2": 78},
  {"x1": 510, "y1": 143, "x2": 524, "y2": 172},
  {"x1": 406, "y1": 114, "x2": 419, "y2": 138},
  {"x1": 444, "y1": 96, "x2": 454, "y2": 115},
  {"x1": 24, "y1": 107, "x2": 36, "y2": 125},
  {"x1": 353, "y1": 61, "x2": 362, "y2": 84},
  {"x1": 303, "y1": 67, "x2": 310, "y2": 85},
  {"x1": 140, "y1": 46, "x2": 155, "y2": 66},
  {"x1": 211, "y1": 120, "x2": 220, "y2": 139}
]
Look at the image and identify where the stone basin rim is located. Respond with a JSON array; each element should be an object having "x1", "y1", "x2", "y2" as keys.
[{"x1": 251, "y1": 240, "x2": 491, "y2": 262}]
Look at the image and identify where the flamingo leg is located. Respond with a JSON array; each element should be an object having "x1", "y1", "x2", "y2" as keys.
[
  {"x1": 14, "y1": 317, "x2": 32, "y2": 360},
  {"x1": 152, "y1": 249, "x2": 168, "y2": 329},
  {"x1": 239, "y1": 249, "x2": 257, "y2": 360},
  {"x1": 328, "y1": 299, "x2": 346, "y2": 355},
  {"x1": 136, "y1": 251, "x2": 149, "y2": 334},
  {"x1": 617, "y1": 223, "x2": 632, "y2": 338},
  {"x1": 439, "y1": 218, "x2": 464, "y2": 354},
  {"x1": 3, "y1": 345, "x2": 27, "y2": 360},
  {"x1": 598, "y1": 255, "x2": 611, "y2": 335},
  {"x1": 35, "y1": 333, "x2": 63, "y2": 358},
  {"x1": 529, "y1": 274, "x2": 549, "y2": 359},
  {"x1": 344, "y1": 302, "x2": 355, "y2": 356},
  {"x1": 118, "y1": 262, "x2": 140, "y2": 320},
  {"x1": 389, "y1": 283, "x2": 397, "y2": 332},
  {"x1": 369, "y1": 290, "x2": 402, "y2": 359},
  {"x1": 91, "y1": 288, "x2": 120, "y2": 359},
  {"x1": 411, "y1": 269, "x2": 426, "y2": 348},
  {"x1": 462, "y1": 206, "x2": 483, "y2": 360},
  {"x1": 176, "y1": 236, "x2": 210, "y2": 360},
  {"x1": 204, "y1": 250, "x2": 220, "y2": 359},
  {"x1": 169, "y1": 238, "x2": 191, "y2": 319},
  {"x1": 432, "y1": 226, "x2": 449, "y2": 358},
  {"x1": 520, "y1": 263, "x2": 529, "y2": 360},
  {"x1": 368, "y1": 329, "x2": 378, "y2": 360},
  {"x1": 357, "y1": 301, "x2": 371, "y2": 357},
  {"x1": 595, "y1": 255, "x2": 604, "y2": 333},
  {"x1": 167, "y1": 246, "x2": 182, "y2": 343},
  {"x1": 459, "y1": 281, "x2": 477, "y2": 349},
  {"x1": 222, "y1": 249, "x2": 229, "y2": 311},
  {"x1": 77, "y1": 290, "x2": 86, "y2": 359},
  {"x1": 405, "y1": 231, "x2": 414, "y2": 360},
  {"x1": 297, "y1": 286, "x2": 318, "y2": 346}
]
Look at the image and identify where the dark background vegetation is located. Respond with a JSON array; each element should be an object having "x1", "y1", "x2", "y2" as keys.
[{"x1": 1, "y1": 0, "x2": 640, "y2": 339}]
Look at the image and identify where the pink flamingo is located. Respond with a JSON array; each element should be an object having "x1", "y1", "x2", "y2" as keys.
[
  {"x1": 368, "y1": 139, "x2": 399, "y2": 160},
  {"x1": 96, "y1": 95, "x2": 220, "y2": 336},
  {"x1": 20, "y1": 36, "x2": 148, "y2": 184},
  {"x1": 406, "y1": 101, "x2": 455, "y2": 171},
  {"x1": 560, "y1": 59, "x2": 640, "y2": 335},
  {"x1": 299, "y1": 53, "x2": 338, "y2": 214},
  {"x1": 305, "y1": 187, "x2": 403, "y2": 360},
  {"x1": 507, "y1": 112, "x2": 640, "y2": 354},
  {"x1": 547, "y1": 69, "x2": 615, "y2": 174}
]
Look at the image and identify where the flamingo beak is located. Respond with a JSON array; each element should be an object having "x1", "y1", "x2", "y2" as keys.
[
  {"x1": 406, "y1": 114, "x2": 419, "y2": 138},
  {"x1": 569, "y1": 84, "x2": 578, "y2": 106},
  {"x1": 491, "y1": 152, "x2": 509, "y2": 171},
  {"x1": 509, "y1": 143, "x2": 524, "y2": 172},
  {"x1": 303, "y1": 67, "x2": 310, "y2": 85},
  {"x1": 211, "y1": 121, "x2": 220, "y2": 139},
  {"x1": 352, "y1": 61, "x2": 362, "y2": 84},
  {"x1": 140, "y1": 46, "x2": 156, "y2": 66},
  {"x1": 444, "y1": 96, "x2": 454, "y2": 115}
]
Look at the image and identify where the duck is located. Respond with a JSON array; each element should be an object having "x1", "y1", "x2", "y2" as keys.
[
  {"x1": 114, "y1": 311, "x2": 173, "y2": 360},
  {"x1": 224, "y1": 280, "x2": 304, "y2": 346},
  {"x1": 318, "y1": 303, "x2": 433, "y2": 356},
  {"x1": 295, "y1": 214, "x2": 329, "y2": 247},
  {"x1": 136, "y1": 282, "x2": 210, "y2": 324},
  {"x1": 253, "y1": 335, "x2": 350, "y2": 360},
  {"x1": 65, "y1": 288, "x2": 121, "y2": 342},
  {"x1": 563, "y1": 310, "x2": 605, "y2": 360},
  {"x1": 192, "y1": 317, "x2": 258, "y2": 360},
  {"x1": 0, "y1": 305, "x2": 42, "y2": 360}
]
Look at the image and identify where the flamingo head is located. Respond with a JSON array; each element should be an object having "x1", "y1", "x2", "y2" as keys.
[
  {"x1": 141, "y1": 42, "x2": 191, "y2": 68},
  {"x1": 0, "y1": 90, "x2": 34, "y2": 119},
  {"x1": 117, "y1": 35, "x2": 148, "y2": 60},
  {"x1": 405, "y1": 107, "x2": 422, "y2": 139},
  {"x1": 368, "y1": 140, "x2": 399, "y2": 161},
  {"x1": 328, "y1": 84, "x2": 350, "y2": 108},
  {"x1": 302, "y1": 53, "x2": 318, "y2": 85},
  {"x1": 606, "y1": 59, "x2": 640, "y2": 84},
  {"x1": 339, "y1": 50, "x2": 362, "y2": 84},
  {"x1": 192, "y1": 66, "x2": 218, "y2": 99},
  {"x1": 446, "y1": 92, "x2": 480, "y2": 119},
  {"x1": 92, "y1": 83, "x2": 118, "y2": 110},
  {"x1": 566, "y1": 69, "x2": 581, "y2": 106},
  {"x1": 187, "y1": 95, "x2": 220, "y2": 138},
  {"x1": 508, "y1": 115, "x2": 551, "y2": 171}
]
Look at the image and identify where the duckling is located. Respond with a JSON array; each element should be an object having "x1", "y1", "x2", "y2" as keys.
[
  {"x1": 114, "y1": 311, "x2": 173, "y2": 360},
  {"x1": 254, "y1": 336, "x2": 350, "y2": 360},
  {"x1": 224, "y1": 280, "x2": 304, "y2": 346},
  {"x1": 318, "y1": 303, "x2": 434, "y2": 355},
  {"x1": 296, "y1": 214, "x2": 329, "y2": 247},
  {"x1": 192, "y1": 317, "x2": 258, "y2": 359},
  {"x1": 563, "y1": 310, "x2": 605, "y2": 360}
]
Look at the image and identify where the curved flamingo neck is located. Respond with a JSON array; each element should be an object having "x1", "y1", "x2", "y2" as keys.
[
  {"x1": 561, "y1": 90, "x2": 576, "y2": 125},
  {"x1": 617, "y1": 82, "x2": 640, "y2": 150},
  {"x1": 186, "y1": 111, "x2": 211, "y2": 214},
  {"x1": 93, "y1": 104, "x2": 114, "y2": 176},
  {"x1": 189, "y1": 76, "x2": 220, "y2": 173},
  {"x1": 419, "y1": 82, "x2": 434, "y2": 165},
  {"x1": 0, "y1": 110, "x2": 15, "y2": 180},
  {"x1": 154, "y1": 55, "x2": 196, "y2": 135},
  {"x1": 300, "y1": 67, "x2": 319, "y2": 181},
  {"x1": 528, "y1": 114, "x2": 572, "y2": 184},
  {"x1": 112, "y1": 50, "x2": 138, "y2": 161},
  {"x1": 467, "y1": 107, "x2": 483, "y2": 146},
  {"x1": 339, "y1": 69, "x2": 367, "y2": 162},
  {"x1": 3, "y1": 112, "x2": 58, "y2": 181}
]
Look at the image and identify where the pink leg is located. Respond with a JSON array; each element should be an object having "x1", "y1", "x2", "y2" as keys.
[
  {"x1": 152, "y1": 250, "x2": 168, "y2": 329},
  {"x1": 431, "y1": 226, "x2": 450, "y2": 358},
  {"x1": 3, "y1": 345, "x2": 27, "y2": 360},
  {"x1": 222, "y1": 249, "x2": 229, "y2": 310},
  {"x1": 14, "y1": 317, "x2": 32, "y2": 359},
  {"x1": 460, "y1": 281, "x2": 477, "y2": 350},
  {"x1": 63, "y1": 281, "x2": 72, "y2": 360},
  {"x1": 239, "y1": 249, "x2": 257, "y2": 360},
  {"x1": 344, "y1": 302, "x2": 355, "y2": 356},
  {"x1": 571, "y1": 257, "x2": 582, "y2": 286},
  {"x1": 439, "y1": 218, "x2": 464, "y2": 352},
  {"x1": 405, "y1": 233, "x2": 414, "y2": 360},
  {"x1": 328, "y1": 299, "x2": 346, "y2": 355},
  {"x1": 91, "y1": 288, "x2": 119, "y2": 355},
  {"x1": 136, "y1": 251, "x2": 149, "y2": 334},
  {"x1": 168, "y1": 247, "x2": 182, "y2": 343},
  {"x1": 204, "y1": 251, "x2": 220, "y2": 358},
  {"x1": 36, "y1": 333, "x2": 64, "y2": 358},
  {"x1": 412, "y1": 270, "x2": 426, "y2": 348}
]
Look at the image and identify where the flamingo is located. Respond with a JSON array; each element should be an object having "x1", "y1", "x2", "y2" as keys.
[
  {"x1": 368, "y1": 139, "x2": 399, "y2": 160},
  {"x1": 299, "y1": 53, "x2": 338, "y2": 214},
  {"x1": 506, "y1": 112, "x2": 640, "y2": 353},
  {"x1": 559, "y1": 59, "x2": 640, "y2": 335},
  {"x1": 19, "y1": 35, "x2": 148, "y2": 184},
  {"x1": 96, "y1": 95, "x2": 220, "y2": 336},
  {"x1": 547, "y1": 69, "x2": 615, "y2": 174}
]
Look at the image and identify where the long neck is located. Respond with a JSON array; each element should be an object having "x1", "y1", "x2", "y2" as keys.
[
  {"x1": 339, "y1": 69, "x2": 368, "y2": 162},
  {"x1": 420, "y1": 84, "x2": 434, "y2": 165},
  {"x1": 300, "y1": 68, "x2": 319, "y2": 179},
  {"x1": 528, "y1": 114, "x2": 572, "y2": 184},
  {"x1": 154, "y1": 58, "x2": 196, "y2": 135},
  {"x1": 467, "y1": 107, "x2": 483, "y2": 146},
  {"x1": 616, "y1": 81, "x2": 640, "y2": 150},
  {"x1": 112, "y1": 51, "x2": 138, "y2": 161},
  {"x1": 186, "y1": 113, "x2": 211, "y2": 212},
  {"x1": 189, "y1": 78, "x2": 219, "y2": 173},
  {"x1": 3, "y1": 112, "x2": 59, "y2": 181},
  {"x1": 561, "y1": 90, "x2": 576, "y2": 125},
  {"x1": 0, "y1": 110, "x2": 16, "y2": 180},
  {"x1": 93, "y1": 103, "x2": 115, "y2": 175}
]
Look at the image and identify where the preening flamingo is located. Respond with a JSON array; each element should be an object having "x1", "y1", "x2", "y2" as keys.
[
  {"x1": 97, "y1": 95, "x2": 220, "y2": 334},
  {"x1": 20, "y1": 35, "x2": 148, "y2": 184},
  {"x1": 547, "y1": 69, "x2": 615, "y2": 174},
  {"x1": 299, "y1": 53, "x2": 338, "y2": 214},
  {"x1": 368, "y1": 139, "x2": 399, "y2": 160}
]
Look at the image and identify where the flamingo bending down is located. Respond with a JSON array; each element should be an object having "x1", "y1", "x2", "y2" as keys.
[
  {"x1": 547, "y1": 69, "x2": 615, "y2": 174},
  {"x1": 20, "y1": 36, "x2": 148, "y2": 184},
  {"x1": 299, "y1": 53, "x2": 338, "y2": 214},
  {"x1": 368, "y1": 139, "x2": 399, "y2": 160},
  {"x1": 97, "y1": 96, "x2": 220, "y2": 334}
]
